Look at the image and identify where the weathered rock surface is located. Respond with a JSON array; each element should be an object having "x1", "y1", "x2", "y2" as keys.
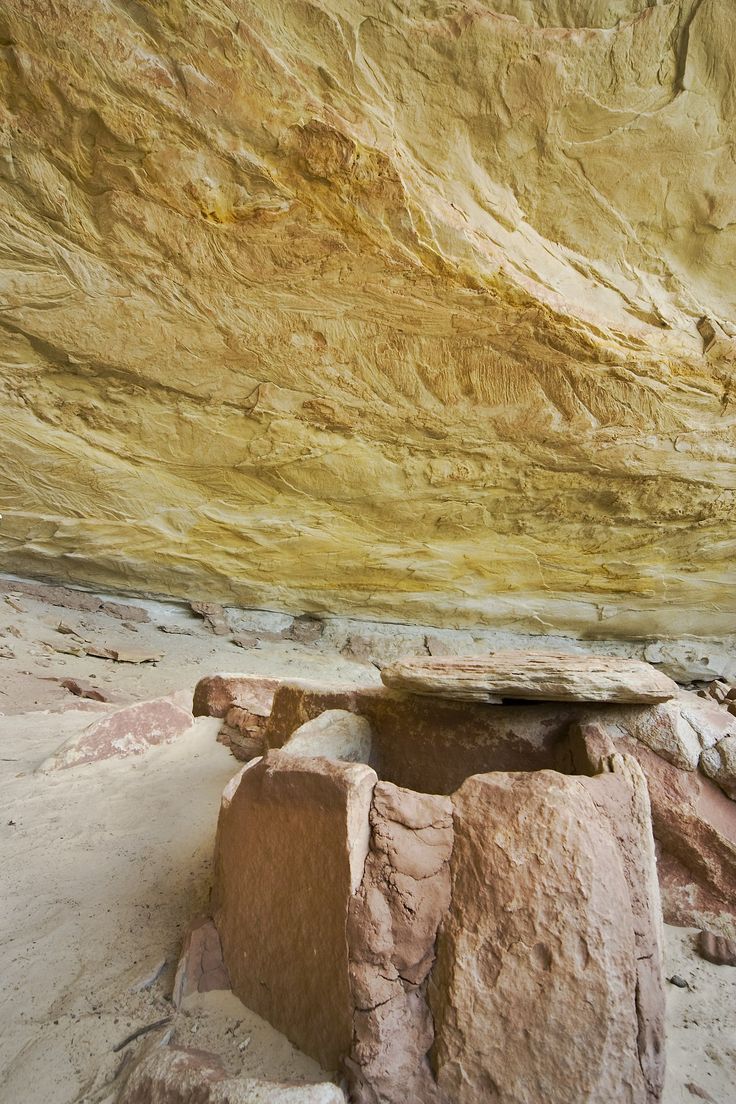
[
  {"x1": 574, "y1": 699, "x2": 702, "y2": 772},
  {"x1": 574, "y1": 724, "x2": 736, "y2": 936},
  {"x1": 40, "y1": 696, "x2": 193, "y2": 770},
  {"x1": 577, "y1": 755, "x2": 665, "y2": 1098},
  {"x1": 265, "y1": 679, "x2": 707, "y2": 795},
  {"x1": 697, "y1": 929, "x2": 736, "y2": 967},
  {"x1": 218, "y1": 706, "x2": 269, "y2": 762},
  {"x1": 678, "y1": 691, "x2": 736, "y2": 751},
  {"x1": 282, "y1": 710, "x2": 373, "y2": 765},
  {"x1": 117, "y1": 1047, "x2": 345, "y2": 1104},
  {"x1": 212, "y1": 752, "x2": 377, "y2": 1070},
  {"x1": 1, "y1": 2, "x2": 735, "y2": 639},
  {"x1": 2, "y1": 580, "x2": 150, "y2": 621},
  {"x1": 700, "y1": 736, "x2": 736, "y2": 801},
  {"x1": 381, "y1": 653, "x2": 678, "y2": 703},
  {"x1": 346, "y1": 783, "x2": 452, "y2": 1104},
  {"x1": 190, "y1": 601, "x2": 232, "y2": 637},
  {"x1": 429, "y1": 769, "x2": 664, "y2": 1104},
  {"x1": 172, "y1": 916, "x2": 230, "y2": 1009},
  {"x1": 193, "y1": 675, "x2": 281, "y2": 720}
]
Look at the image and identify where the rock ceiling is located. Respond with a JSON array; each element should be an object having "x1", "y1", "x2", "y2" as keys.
[{"x1": 1, "y1": 1, "x2": 734, "y2": 636}]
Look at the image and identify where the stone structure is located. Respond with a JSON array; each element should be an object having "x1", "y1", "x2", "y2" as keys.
[{"x1": 208, "y1": 657, "x2": 680, "y2": 1102}]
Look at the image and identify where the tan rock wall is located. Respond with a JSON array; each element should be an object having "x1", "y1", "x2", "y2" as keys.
[{"x1": 1, "y1": 2, "x2": 734, "y2": 634}]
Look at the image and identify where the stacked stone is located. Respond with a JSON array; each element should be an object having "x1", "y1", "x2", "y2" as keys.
[{"x1": 202, "y1": 654, "x2": 682, "y2": 1103}]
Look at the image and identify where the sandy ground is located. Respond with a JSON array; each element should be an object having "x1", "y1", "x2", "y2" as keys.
[{"x1": 0, "y1": 581, "x2": 734, "y2": 1103}]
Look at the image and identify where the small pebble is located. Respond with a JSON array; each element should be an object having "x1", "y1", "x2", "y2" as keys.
[{"x1": 667, "y1": 974, "x2": 689, "y2": 989}]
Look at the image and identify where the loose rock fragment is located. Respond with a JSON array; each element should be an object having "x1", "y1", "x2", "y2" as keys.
[
  {"x1": 130, "y1": 957, "x2": 167, "y2": 993},
  {"x1": 60, "y1": 677, "x2": 108, "y2": 702},
  {"x1": 172, "y1": 917, "x2": 230, "y2": 1008},
  {"x1": 697, "y1": 929, "x2": 736, "y2": 967},
  {"x1": 118, "y1": 1047, "x2": 345, "y2": 1103},
  {"x1": 40, "y1": 697, "x2": 193, "y2": 770},
  {"x1": 99, "y1": 600, "x2": 150, "y2": 623},
  {"x1": 83, "y1": 644, "x2": 161, "y2": 664},
  {"x1": 190, "y1": 601, "x2": 231, "y2": 636},
  {"x1": 7, "y1": 580, "x2": 150, "y2": 621},
  {"x1": 668, "y1": 975, "x2": 689, "y2": 989},
  {"x1": 283, "y1": 615, "x2": 324, "y2": 645}
]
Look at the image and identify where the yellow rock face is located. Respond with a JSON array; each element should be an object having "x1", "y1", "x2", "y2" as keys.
[{"x1": 1, "y1": 1, "x2": 734, "y2": 636}]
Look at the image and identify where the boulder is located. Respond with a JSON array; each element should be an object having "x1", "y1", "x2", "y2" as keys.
[
  {"x1": 40, "y1": 696, "x2": 193, "y2": 770},
  {"x1": 281, "y1": 710, "x2": 373, "y2": 765},
  {"x1": 190, "y1": 601, "x2": 231, "y2": 636},
  {"x1": 345, "y1": 783, "x2": 452, "y2": 1104},
  {"x1": 192, "y1": 674, "x2": 281, "y2": 720},
  {"x1": 572, "y1": 723, "x2": 736, "y2": 936},
  {"x1": 576, "y1": 700, "x2": 702, "y2": 772},
  {"x1": 212, "y1": 752, "x2": 377, "y2": 1070},
  {"x1": 283, "y1": 615, "x2": 324, "y2": 645},
  {"x1": 429, "y1": 769, "x2": 664, "y2": 1104},
  {"x1": 381, "y1": 653, "x2": 678, "y2": 704},
  {"x1": 678, "y1": 691, "x2": 736, "y2": 751},
  {"x1": 700, "y1": 736, "x2": 736, "y2": 801},
  {"x1": 117, "y1": 1047, "x2": 345, "y2": 1104}
]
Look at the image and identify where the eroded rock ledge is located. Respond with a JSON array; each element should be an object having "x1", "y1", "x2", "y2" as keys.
[{"x1": 1, "y1": 2, "x2": 735, "y2": 636}]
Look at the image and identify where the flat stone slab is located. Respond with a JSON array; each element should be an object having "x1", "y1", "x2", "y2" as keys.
[
  {"x1": 381, "y1": 652, "x2": 678, "y2": 704},
  {"x1": 39, "y1": 696, "x2": 194, "y2": 770}
]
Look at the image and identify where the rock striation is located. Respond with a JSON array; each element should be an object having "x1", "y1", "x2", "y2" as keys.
[
  {"x1": 381, "y1": 653, "x2": 678, "y2": 703},
  {"x1": 1, "y1": 2, "x2": 735, "y2": 638}
]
